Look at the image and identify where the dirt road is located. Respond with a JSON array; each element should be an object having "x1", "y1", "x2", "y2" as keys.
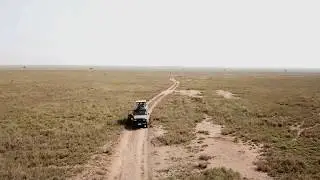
[{"x1": 108, "y1": 78, "x2": 179, "y2": 180}]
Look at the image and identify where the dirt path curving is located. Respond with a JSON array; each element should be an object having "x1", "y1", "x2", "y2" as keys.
[{"x1": 108, "y1": 78, "x2": 179, "y2": 180}]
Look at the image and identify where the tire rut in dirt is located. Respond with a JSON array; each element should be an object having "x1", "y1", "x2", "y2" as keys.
[{"x1": 108, "y1": 79, "x2": 179, "y2": 180}]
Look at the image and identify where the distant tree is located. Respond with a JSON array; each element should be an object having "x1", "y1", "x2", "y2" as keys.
[{"x1": 284, "y1": 69, "x2": 288, "y2": 73}]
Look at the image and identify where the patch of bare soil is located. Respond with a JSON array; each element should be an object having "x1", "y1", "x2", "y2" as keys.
[
  {"x1": 175, "y1": 90, "x2": 202, "y2": 98},
  {"x1": 151, "y1": 115, "x2": 271, "y2": 180},
  {"x1": 195, "y1": 117, "x2": 271, "y2": 180},
  {"x1": 216, "y1": 90, "x2": 238, "y2": 99}
]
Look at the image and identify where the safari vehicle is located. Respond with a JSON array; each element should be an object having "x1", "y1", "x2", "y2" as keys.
[{"x1": 128, "y1": 100, "x2": 149, "y2": 128}]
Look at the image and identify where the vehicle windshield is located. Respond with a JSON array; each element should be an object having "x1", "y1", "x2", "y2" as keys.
[
  {"x1": 136, "y1": 103, "x2": 146, "y2": 108},
  {"x1": 134, "y1": 109, "x2": 147, "y2": 115}
]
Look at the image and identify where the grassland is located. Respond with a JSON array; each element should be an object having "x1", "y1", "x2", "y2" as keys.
[
  {"x1": 151, "y1": 94, "x2": 203, "y2": 145},
  {"x1": 1, "y1": 70, "x2": 319, "y2": 180},
  {"x1": 152, "y1": 72, "x2": 320, "y2": 179},
  {"x1": 0, "y1": 70, "x2": 171, "y2": 180}
]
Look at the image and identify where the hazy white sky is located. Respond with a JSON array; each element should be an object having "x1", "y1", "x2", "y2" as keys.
[{"x1": 0, "y1": 0, "x2": 319, "y2": 67}]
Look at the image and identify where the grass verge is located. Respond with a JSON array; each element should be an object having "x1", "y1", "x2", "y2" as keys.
[
  {"x1": 0, "y1": 70, "x2": 170, "y2": 179},
  {"x1": 151, "y1": 94, "x2": 204, "y2": 145},
  {"x1": 187, "y1": 167, "x2": 241, "y2": 180},
  {"x1": 177, "y1": 73, "x2": 320, "y2": 179}
]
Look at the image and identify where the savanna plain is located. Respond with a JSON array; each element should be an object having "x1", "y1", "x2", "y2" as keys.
[{"x1": 0, "y1": 69, "x2": 319, "y2": 180}]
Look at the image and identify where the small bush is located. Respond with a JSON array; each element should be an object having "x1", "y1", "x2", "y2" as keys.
[
  {"x1": 254, "y1": 160, "x2": 271, "y2": 172},
  {"x1": 197, "y1": 130, "x2": 210, "y2": 135},
  {"x1": 197, "y1": 162, "x2": 209, "y2": 169},
  {"x1": 199, "y1": 154, "x2": 212, "y2": 161},
  {"x1": 188, "y1": 167, "x2": 241, "y2": 180}
]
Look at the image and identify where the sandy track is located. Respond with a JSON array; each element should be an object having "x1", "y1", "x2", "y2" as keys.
[{"x1": 108, "y1": 78, "x2": 179, "y2": 180}]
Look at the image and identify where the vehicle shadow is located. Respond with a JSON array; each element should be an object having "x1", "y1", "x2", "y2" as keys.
[{"x1": 117, "y1": 118, "x2": 140, "y2": 131}]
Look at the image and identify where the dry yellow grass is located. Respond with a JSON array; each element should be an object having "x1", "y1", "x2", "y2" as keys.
[
  {"x1": 2, "y1": 70, "x2": 320, "y2": 179},
  {"x1": 151, "y1": 93, "x2": 203, "y2": 145},
  {"x1": 0, "y1": 70, "x2": 170, "y2": 180},
  {"x1": 152, "y1": 72, "x2": 320, "y2": 179}
]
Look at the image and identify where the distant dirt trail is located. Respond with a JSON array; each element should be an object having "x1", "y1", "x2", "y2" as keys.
[{"x1": 108, "y1": 78, "x2": 179, "y2": 180}]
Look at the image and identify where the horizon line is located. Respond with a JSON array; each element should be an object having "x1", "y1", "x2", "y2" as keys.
[{"x1": 1, "y1": 64, "x2": 320, "y2": 69}]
